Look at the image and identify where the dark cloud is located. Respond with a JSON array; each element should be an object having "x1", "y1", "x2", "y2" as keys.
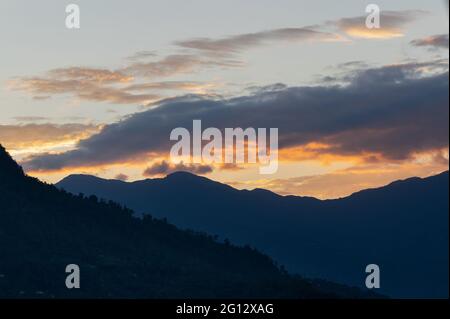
[
  {"x1": 9, "y1": 68, "x2": 215, "y2": 106},
  {"x1": 245, "y1": 83, "x2": 288, "y2": 95},
  {"x1": 143, "y1": 160, "x2": 213, "y2": 177},
  {"x1": 335, "y1": 61, "x2": 370, "y2": 70},
  {"x1": 342, "y1": 59, "x2": 448, "y2": 85},
  {"x1": 410, "y1": 34, "x2": 449, "y2": 50},
  {"x1": 22, "y1": 62, "x2": 449, "y2": 171},
  {"x1": 114, "y1": 173, "x2": 129, "y2": 181}
]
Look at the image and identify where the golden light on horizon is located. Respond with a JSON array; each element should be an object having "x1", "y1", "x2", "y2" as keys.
[{"x1": 344, "y1": 27, "x2": 404, "y2": 39}]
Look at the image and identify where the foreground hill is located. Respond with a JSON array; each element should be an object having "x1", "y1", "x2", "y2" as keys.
[
  {"x1": 57, "y1": 170, "x2": 449, "y2": 298},
  {"x1": 0, "y1": 144, "x2": 377, "y2": 298}
]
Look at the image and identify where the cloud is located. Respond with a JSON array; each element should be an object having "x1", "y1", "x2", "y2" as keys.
[
  {"x1": 48, "y1": 67, "x2": 133, "y2": 84},
  {"x1": 143, "y1": 160, "x2": 213, "y2": 177},
  {"x1": 114, "y1": 28, "x2": 341, "y2": 79},
  {"x1": 74, "y1": 86, "x2": 161, "y2": 105},
  {"x1": 8, "y1": 67, "x2": 137, "y2": 103},
  {"x1": 7, "y1": 22, "x2": 346, "y2": 105},
  {"x1": 12, "y1": 10, "x2": 425, "y2": 106},
  {"x1": 124, "y1": 81, "x2": 218, "y2": 94},
  {"x1": 21, "y1": 61, "x2": 449, "y2": 172},
  {"x1": 331, "y1": 10, "x2": 427, "y2": 39},
  {"x1": 9, "y1": 67, "x2": 216, "y2": 106},
  {"x1": 114, "y1": 173, "x2": 129, "y2": 181},
  {"x1": 8, "y1": 70, "x2": 161, "y2": 106},
  {"x1": 0, "y1": 123, "x2": 100, "y2": 152},
  {"x1": 122, "y1": 54, "x2": 242, "y2": 78},
  {"x1": 175, "y1": 27, "x2": 341, "y2": 56},
  {"x1": 410, "y1": 34, "x2": 449, "y2": 49}
]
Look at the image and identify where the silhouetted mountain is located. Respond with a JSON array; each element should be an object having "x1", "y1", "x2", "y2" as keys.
[
  {"x1": 57, "y1": 170, "x2": 449, "y2": 298},
  {"x1": 0, "y1": 145, "x2": 379, "y2": 298},
  {"x1": 0, "y1": 145, "x2": 24, "y2": 181}
]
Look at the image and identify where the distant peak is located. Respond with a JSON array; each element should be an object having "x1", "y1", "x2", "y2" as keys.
[
  {"x1": 250, "y1": 188, "x2": 281, "y2": 197},
  {"x1": 164, "y1": 171, "x2": 211, "y2": 183},
  {"x1": 65, "y1": 173, "x2": 100, "y2": 179},
  {"x1": 57, "y1": 174, "x2": 112, "y2": 185},
  {"x1": 166, "y1": 171, "x2": 198, "y2": 178}
]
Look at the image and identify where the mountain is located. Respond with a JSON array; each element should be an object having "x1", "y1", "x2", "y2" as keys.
[
  {"x1": 0, "y1": 144, "x2": 379, "y2": 298},
  {"x1": 57, "y1": 170, "x2": 449, "y2": 298}
]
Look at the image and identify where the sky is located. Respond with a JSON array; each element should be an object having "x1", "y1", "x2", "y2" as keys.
[{"x1": 0, "y1": 0, "x2": 449, "y2": 199}]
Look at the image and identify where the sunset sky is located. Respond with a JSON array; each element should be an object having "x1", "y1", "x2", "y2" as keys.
[{"x1": 1, "y1": 0, "x2": 448, "y2": 199}]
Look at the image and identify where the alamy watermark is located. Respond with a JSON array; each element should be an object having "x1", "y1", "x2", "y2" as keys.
[
  {"x1": 63, "y1": 4, "x2": 379, "y2": 31},
  {"x1": 365, "y1": 264, "x2": 380, "y2": 289},
  {"x1": 170, "y1": 120, "x2": 279, "y2": 174},
  {"x1": 365, "y1": 4, "x2": 381, "y2": 29},
  {"x1": 65, "y1": 4, "x2": 80, "y2": 29},
  {"x1": 65, "y1": 264, "x2": 80, "y2": 289}
]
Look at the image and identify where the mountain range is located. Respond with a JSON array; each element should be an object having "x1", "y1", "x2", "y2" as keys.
[
  {"x1": 57, "y1": 169, "x2": 449, "y2": 298},
  {"x1": 0, "y1": 144, "x2": 378, "y2": 298}
]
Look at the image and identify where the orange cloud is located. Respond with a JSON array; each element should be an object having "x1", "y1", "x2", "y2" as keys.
[
  {"x1": 0, "y1": 123, "x2": 101, "y2": 154},
  {"x1": 8, "y1": 66, "x2": 218, "y2": 106},
  {"x1": 279, "y1": 143, "x2": 382, "y2": 165},
  {"x1": 343, "y1": 27, "x2": 403, "y2": 39},
  {"x1": 48, "y1": 67, "x2": 133, "y2": 84}
]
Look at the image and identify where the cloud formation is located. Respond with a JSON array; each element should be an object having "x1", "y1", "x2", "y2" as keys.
[
  {"x1": 143, "y1": 160, "x2": 213, "y2": 177},
  {"x1": 123, "y1": 54, "x2": 242, "y2": 78},
  {"x1": 8, "y1": 69, "x2": 159, "y2": 106},
  {"x1": 411, "y1": 34, "x2": 449, "y2": 49},
  {"x1": 114, "y1": 173, "x2": 129, "y2": 181},
  {"x1": 8, "y1": 67, "x2": 215, "y2": 106},
  {"x1": 332, "y1": 10, "x2": 427, "y2": 39},
  {"x1": 0, "y1": 123, "x2": 100, "y2": 152},
  {"x1": 48, "y1": 67, "x2": 133, "y2": 84},
  {"x1": 10, "y1": 9, "x2": 427, "y2": 107},
  {"x1": 21, "y1": 61, "x2": 449, "y2": 172},
  {"x1": 175, "y1": 27, "x2": 341, "y2": 56}
]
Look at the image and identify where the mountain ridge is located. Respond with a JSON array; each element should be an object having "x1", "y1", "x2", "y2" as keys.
[
  {"x1": 57, "y1": 169, "x2": 449, "y2": 298},
  {"x1": 58, "y1": 170, "x2": 449, "y2": 202}
]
